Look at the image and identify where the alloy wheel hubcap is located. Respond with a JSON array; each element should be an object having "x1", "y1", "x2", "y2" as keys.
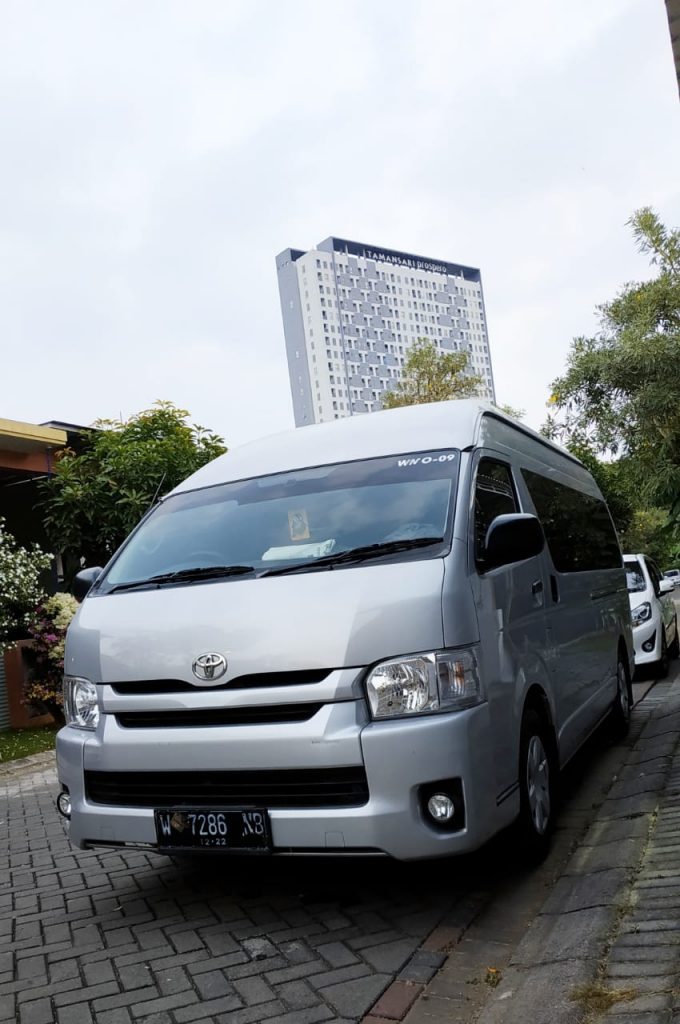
[{"x1": 526, "y1": 735, "x2": 550, "y2": 835}]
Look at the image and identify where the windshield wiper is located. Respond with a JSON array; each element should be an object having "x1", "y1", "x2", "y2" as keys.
[
  {"x1": 108, "y1": 565, "x2": 255, "y2": 593},
  {"x1": 261, "y1": 537, "x2": 444, "y2": 577}
]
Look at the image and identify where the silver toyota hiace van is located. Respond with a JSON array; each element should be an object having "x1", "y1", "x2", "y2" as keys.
[{"x1": 57, "y1": 401, "x2": 633, "y2": 861}]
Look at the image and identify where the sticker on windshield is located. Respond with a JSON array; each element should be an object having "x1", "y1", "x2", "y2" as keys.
[
  {"x1": 396, "y1": 452, "x2": 457, "y2": 469},
  {"x1": 288, "y1": 509, "x2": 310, "y2": 541}
]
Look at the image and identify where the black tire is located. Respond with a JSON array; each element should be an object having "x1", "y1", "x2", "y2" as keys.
[
  {"x1": 657, "y1": 634, "x2": 669, "y2": 679},
  {"x1": 515, "y1": 709, "x2": 555, "y2": 863},
  {"x1": 609, "y1": 655, "x2": 632, "y2": 739},
  {"x1": 669, "y1": 618, "x2": 679, "y2": 660}
]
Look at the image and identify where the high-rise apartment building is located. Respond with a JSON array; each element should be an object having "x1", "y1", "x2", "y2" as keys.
[{"x1": 276, "y1": 236, "x2": 495, "y2": 426}]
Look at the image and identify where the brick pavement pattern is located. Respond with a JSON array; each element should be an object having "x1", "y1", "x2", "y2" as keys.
[{"x1": 0, "y1": 756, "x2": 489, "y2": 1024}]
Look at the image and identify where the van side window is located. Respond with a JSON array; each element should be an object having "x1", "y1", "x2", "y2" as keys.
[
  {"x1": 522, "y1": 469, "x2": 621, "y2": 572},
  {"x1": 474, "y1": 459, "x2": 518, "y2": 568}
]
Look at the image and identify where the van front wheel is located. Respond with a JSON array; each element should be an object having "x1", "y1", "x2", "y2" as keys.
[
  {"x1": 609, "y1": 658, "x2": 632, "y2": 739},
  {"x1": 516, "y1": 710, "x2": 554, "y2": 863}
]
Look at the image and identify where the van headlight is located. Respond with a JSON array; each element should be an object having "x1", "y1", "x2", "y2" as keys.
[
  {"x1": 365, "y1": 649, "x2": 483, "y2": 720},
  {"x1": 63, "y1": 676, "x2": 100, "y2": 730},
  {"x1": 631, "y1": 602, "x2": 652, "y2": 627}
]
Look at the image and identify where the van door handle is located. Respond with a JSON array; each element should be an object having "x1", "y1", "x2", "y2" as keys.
[
  {"x1": 531, "y1": 580, "x2": 543, "y2": 596},
  {"x1": 550, "y1": 575, "x2": 559, "y2": 603}
]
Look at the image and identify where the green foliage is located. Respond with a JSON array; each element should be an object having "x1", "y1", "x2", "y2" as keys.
[
  {"x1": 496, "y1": 403, "x2": 526, "y2": 421},
  {"x1": 42, "y1": 401, "x2": 226, "y2": 568},
  {"x1": 620, "y1": 507, "x2": 678, "y2": 568},
  {"x1": 381, "y1": 338, "x2": 482, "y2": 409},
  {"x1": 545, "y1": 207, "x2": 680, "y2": 544},
  {"x1": 0, "y1": 519, "x2": 52, "y2": 653}
]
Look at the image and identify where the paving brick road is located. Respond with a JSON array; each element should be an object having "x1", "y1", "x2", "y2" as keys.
[
  {"x1": 1, "y1": 664, "x2": 677, "y2": 1024},
  {"x1": 0, "y1": 754, "x2": 495, "y2": 1024}
]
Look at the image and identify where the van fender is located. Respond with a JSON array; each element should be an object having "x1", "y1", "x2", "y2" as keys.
[
  {"x1": 489, "y1": 652, "x2": 556, "y2": 817},
  {"x1": 516, "y1": 677, "x2": 559, "y2": 773}
]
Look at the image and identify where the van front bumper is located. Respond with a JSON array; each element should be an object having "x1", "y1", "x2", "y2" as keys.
[{"x1": 56, "y1": 702, "x2": 511, "y2": 861}]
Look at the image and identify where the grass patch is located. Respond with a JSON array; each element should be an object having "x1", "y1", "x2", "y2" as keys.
[
  {"x1": 570, "y1": 981, "x2": 638, "y2": 1014},
  {"x1": 0, "y1": 725, "x2": 58, "y2": 764}
]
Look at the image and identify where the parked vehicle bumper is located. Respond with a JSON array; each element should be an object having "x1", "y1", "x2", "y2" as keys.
[{"x1": 56, "y1": 702, "x2": 512, "y2": 861}]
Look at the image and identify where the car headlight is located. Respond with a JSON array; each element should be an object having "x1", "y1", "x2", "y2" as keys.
[
  {"x1": 631, "y1": 602, "x2": 652, "y2": 627},
  {"x1": 365, "y1": 649, "x2": 482, "y2": 720},
  {"x1": 63, "y1": 676, "x2": 100, "y2": 730}
]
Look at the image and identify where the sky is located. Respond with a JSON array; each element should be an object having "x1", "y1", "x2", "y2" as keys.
[{"x1": 1, "y1": 0, "x2": 679, "y2": 447}]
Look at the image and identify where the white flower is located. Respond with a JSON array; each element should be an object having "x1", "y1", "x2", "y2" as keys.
[{"x1": 0, "y1": 517, "x2": 53, "y2": 652}]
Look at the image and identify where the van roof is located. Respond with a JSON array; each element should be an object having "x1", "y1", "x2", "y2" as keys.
[{"x1": 171, "y1": 400, "x2": 580, "y2": 494}]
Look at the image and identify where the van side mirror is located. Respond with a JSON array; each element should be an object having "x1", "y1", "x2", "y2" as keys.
[
  {"x1": 659, "y1": 578, "x2": 674, "y2": 595},
  {"x1": 73, "y1": 567, "x2": 104, "y2": 602},
  {"x1": 483, "y1": 514, "x2": 544, "y2": 572}
]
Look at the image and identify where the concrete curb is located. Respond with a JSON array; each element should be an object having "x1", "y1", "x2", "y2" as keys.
[{"x1": 0, "y1": 747, "x2": 56, "y2": 777}]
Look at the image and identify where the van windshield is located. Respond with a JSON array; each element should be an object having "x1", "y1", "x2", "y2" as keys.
[{"x1": 99, "y1": 449, "x2": 460, "y2": 592}]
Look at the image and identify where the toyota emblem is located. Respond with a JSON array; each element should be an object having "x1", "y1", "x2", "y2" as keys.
[{"x1": 192, "y1": 652, "x2": 228, "y2": 681}]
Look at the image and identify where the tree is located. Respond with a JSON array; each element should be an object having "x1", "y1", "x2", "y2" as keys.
[
  {"x1": 545, "y1": 208, "x2": 680, "y2": 532},
  {"x1": 381, "y1": 338, "x2": 483, "y2": 409},
  {"x1": 42, "y1": 402, "x2": 227, "y2": 570},
  {"x1": 620, "y1": 507, "x2": 678, "y2": 568},
  {"x1": 496, "y1": 403, "x2": 526, "y2": 421}
]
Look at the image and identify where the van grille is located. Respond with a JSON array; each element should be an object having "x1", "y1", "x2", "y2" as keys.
[
  {"x1": 110, "y1": 670, "x2": 331, "y2": 695},
  {"x1": 115, "y1": 703, "x2": 323, "y2": 728},
  {"x1": 84, "y1": 767, "x2": 369, "y2": 808}
]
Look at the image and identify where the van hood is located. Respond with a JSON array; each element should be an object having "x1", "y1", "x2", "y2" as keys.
[{"x1": 65, "y1": 560, "x2": 446, "y2": 684}]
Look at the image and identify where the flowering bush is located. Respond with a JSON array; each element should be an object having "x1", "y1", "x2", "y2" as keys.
[
  {"x1": 24, "y1": 594, "x2": 79, "y2": 721},
  {"x1": 0, "y1": 518, "x2": 52, "y2": 653}
]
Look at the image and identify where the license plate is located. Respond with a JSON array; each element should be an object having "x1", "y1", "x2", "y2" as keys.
[{"x1": 154, "y1": 808, "x2": 271, "y2": 852}]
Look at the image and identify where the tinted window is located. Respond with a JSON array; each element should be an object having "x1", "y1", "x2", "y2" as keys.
[
  {"x1": 474, "y1": 459, "x2": 518, "y2": 568},
  {"x1": 522, "y1": 469, "x2": 621, "y2": 573},
  {"x1": 625, "y1": 560, "x2": 646, "y2": 593}
]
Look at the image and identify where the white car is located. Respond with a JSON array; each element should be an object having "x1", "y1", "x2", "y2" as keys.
[
  {"x1": 663, "y1": 568, "x2": 680, "y2": 590},
  {"x1": 624, "y1": 553, "x2": 679, "y2": 677}
]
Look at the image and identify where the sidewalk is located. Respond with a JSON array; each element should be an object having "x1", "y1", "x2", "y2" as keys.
[{"x1": 392, "y1": 671, "x2": 680, "y2": 1024}]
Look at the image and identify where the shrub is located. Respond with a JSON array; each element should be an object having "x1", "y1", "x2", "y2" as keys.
[
  {"x1": 0, "y1": 518, "x2": 52, "y2": 653},
  {"x1": 24, "y1": 594, "x2": 79, "y2": 724}
]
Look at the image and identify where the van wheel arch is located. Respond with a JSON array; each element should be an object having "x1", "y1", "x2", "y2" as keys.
[
  {"x1": 610, "y1": 641, "x2": 632, "y2": 738},
  {"x1": 616, "y1": 636, "x2": 634, "y2": 705},
  {"x1": 617, "y1": 637, "x2": 632, "y2": 676},
  {"x1": 521, "y1": 686, "x2": 558, "y2": 766}
]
